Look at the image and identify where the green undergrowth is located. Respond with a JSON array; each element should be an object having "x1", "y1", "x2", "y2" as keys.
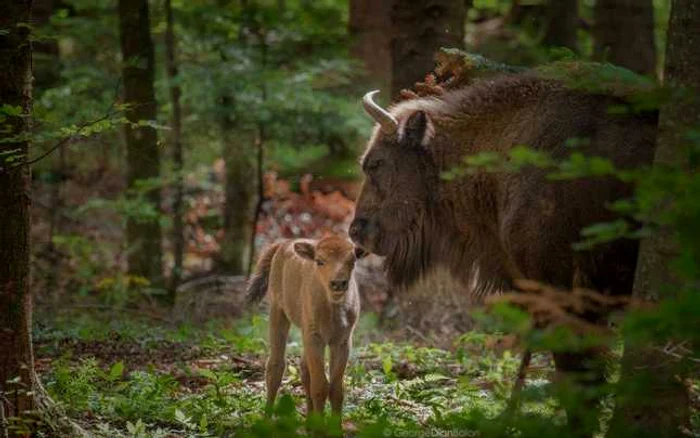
[{"x1": 35, "y1": 311, "x2": 560, "y2": 437}]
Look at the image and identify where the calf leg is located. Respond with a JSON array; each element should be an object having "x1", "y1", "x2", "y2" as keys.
[
  {"x1": 303, "y1": 333, "x2": 328, "y2": 414},
  {"x1": 299, "y1": 356, "x2": 312, "y2": 415},
  {"x1": 329, "y1": 340, "x2": 351, "y2": 416},
  {"x1": 265, "y1": 305, "x2": 291, "y2": 414}
]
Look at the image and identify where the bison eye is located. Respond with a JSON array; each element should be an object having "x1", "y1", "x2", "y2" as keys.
[{"x1": 316, "y1": 259, "x2": 325, "y2": 266}]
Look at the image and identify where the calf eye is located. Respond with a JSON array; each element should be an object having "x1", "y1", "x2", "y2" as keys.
[{"x1": 315, "y1": 259, "x2": 325, "y2": 266}]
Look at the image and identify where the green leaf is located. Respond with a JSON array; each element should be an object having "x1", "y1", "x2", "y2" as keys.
[
  {"x1": 107, "y1": 361, "x2": 124, "y2": 382},
  {"x1": 275, "y1": 393, "x2": 297, "y2": 417},
  {"x1": 198, "y1": 368, "x2": 217, "y2": 381},
  {"x1": 0, "y1": 104, "x2": 22, "y2": 116},
  {"x1": 382, "y1": 355, "x2": 393, "y2": 377}
]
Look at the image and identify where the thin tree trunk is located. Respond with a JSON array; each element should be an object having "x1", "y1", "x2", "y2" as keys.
[
  {"x1": 390, "y1": 0, "x2": 466, "y2": 98},
  {"x1": 607, "y1": 1, "x2": 700, "y2": 436},
  {"x1": 594, "y1": 0, "x2": 657, "y2": 76},
  {"x1": 542, "y1": 0, "x2": 578, "y2": 53},
  {"x1": 165, "y1": 0, "x2": 184, "y2": 301},
  {"x1": 219, "y1": 95, "x2": 255, "y2": 275},
  {"x1": 118, "y1": 0, "x2": 164, "y2": 289},
  {"x1": 45, "y1": 146, "x2": 65, "y2": 305},
  {"x1": 33, "y1": 0, "x2": 63, "y2": 303},
  {"x1": 247, "y1": 27, "x2": 269, "y2": 278},
  {"x1": 247, "y1": 131, "x2": 265, "y2": 278},
  {"x1": 218, "y1": 0, "x2": 256, "y2": 276},
  {"x1": 0, "y1": 1, "x2": 35, "y2": 434}
]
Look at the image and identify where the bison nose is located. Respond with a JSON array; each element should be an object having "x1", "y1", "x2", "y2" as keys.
[
  {"x1": 349, "y1": 218, "x2": 368, "y2": 243},
  {"x1": 330, "y1": 280, "x2": 349, "y2": 292}
]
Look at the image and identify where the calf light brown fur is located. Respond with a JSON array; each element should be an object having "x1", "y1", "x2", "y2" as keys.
[{"x1": 247, "y1": 235, "x2": 364, "y2": 418}]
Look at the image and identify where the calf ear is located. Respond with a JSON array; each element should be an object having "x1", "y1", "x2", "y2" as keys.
[
  {"x1": 399, "y1": 110, "x2": 434, "y2": 148},
  {"x1": 354, "y1": 246, "x2": 368, "y2": 259},
  {"x1": 294, "y1": 242, "x2": 315, "y2": 260}
]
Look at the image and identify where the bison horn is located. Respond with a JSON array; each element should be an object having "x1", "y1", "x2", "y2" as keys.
[{"x1": 362, "y1": 90, "x2": 398, "y2": 134}]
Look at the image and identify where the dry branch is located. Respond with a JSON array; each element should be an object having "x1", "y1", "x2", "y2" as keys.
[{"x1": 485, "y1": 279, "x2": 649, "y2": 338}]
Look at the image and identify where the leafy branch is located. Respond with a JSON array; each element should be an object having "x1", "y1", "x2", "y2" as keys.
[{"x1": 21, "y1": 107, "x2": 124, "y2": 168}]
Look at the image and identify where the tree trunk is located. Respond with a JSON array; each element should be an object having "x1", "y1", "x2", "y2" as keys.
[
  {"x1": 165, "y1": 0, "x2": 183, "y2": 301},
  {"x1": 0, "y1": 1, "x2": 36, "y2": 434},
  {"x1": 218, "y1": 2, "x2": 257, "y2": 276},
  {"x1": 118, "y1": 0, "x2": 163, "y2": 288},
  {"x1": 607, "y1": 1, "x2": 700, "y2": 436},
  {"x1": 247, "y1": 28, "x2": 269, "y2": 278},
  {"x1": 349, "y1": 0, "x2": 392, "y2": 94},
  {"x1": 219, "y1": 95, "x2": 255, "y2": 276},
  {"x1": 542, "y1": 0, "x2": 578, "y2": 53},
  {"x1": 594, "y1": 0, "x2": 657, "y2": 76},
  {"x1": 390, "y1": 0, "x2": 465, "y2": 98}
]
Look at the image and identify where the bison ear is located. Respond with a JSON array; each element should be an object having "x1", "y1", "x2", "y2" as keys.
[
  {"x1": 294, "y1": 242, "x2": 315, "y2": 260},
  {"x1": 354, "y1": 246, "x2": 368, "y2": 259},
  {"x1": 399, "y1": 110, "x2": 434, "y2": 149}
]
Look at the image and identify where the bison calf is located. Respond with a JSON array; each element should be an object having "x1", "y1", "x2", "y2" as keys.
[{"x1": 247, "y1": 235, "x2": 365, "y2": 419}]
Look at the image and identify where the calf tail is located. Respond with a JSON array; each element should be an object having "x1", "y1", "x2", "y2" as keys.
[{"x1": 246, "y1": 242, "x2": 282, "y2": 305}]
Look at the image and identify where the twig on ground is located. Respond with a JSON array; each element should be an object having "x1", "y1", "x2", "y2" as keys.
[{"x1": 405, "y1": 324, "x2": 432, "y2": 344}]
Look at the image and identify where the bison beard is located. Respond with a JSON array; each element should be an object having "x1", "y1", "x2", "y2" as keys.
[{"x1": 382, "y1": 203, "x2": 512, "y2": 298}]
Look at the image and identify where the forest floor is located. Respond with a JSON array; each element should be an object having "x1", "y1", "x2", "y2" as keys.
[{"x1": 33, "y1": 309, "x2": 564, "y2": 437}]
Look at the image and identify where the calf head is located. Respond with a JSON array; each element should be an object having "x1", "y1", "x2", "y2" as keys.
[{"x1": 294, "y1": 235, "x2": 367, "y2": 303}]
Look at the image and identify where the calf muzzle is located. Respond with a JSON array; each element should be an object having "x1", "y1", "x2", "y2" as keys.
[{"x1": 330, "y1": 280, "x2": 349, "y2": 292}]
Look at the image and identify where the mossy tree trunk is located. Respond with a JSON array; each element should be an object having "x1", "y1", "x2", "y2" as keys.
[
  {"x1": 594, "y1": 0, "x2": 657, "y2": 76},
  {"x1": 542, "y1": 0, "x2": 578, "y2": 53},
  {"x1": 165, "y1": 0, "x2": 184, "y2": 300},
  {"x1": 0, "y1": 0, "x2": 36, "y2": 434},
  {"x1": 118, "y1": 0, "x2": 164, "y2": 289},
  {"x1": 390, "y1": 0, "x2": 466, "y2": 98},
  {"x1": 607, "y1": 1, "x2": 700, "y2": 436}
]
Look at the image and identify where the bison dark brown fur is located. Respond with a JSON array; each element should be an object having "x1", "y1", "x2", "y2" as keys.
[
  {"x1": 351, "y1": 74, "x2": 657, "y2": 300},
  {"x1": 350, "y1": 73, "x2": 658, "y2": 435}
]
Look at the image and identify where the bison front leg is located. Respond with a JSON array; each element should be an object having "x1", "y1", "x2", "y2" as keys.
[
  {"x1": 329, "y1": 340, "x2": 351, "y2": 417},
  {"x1": 552, "y1": 350, "x2": 608, "y2": 438},
  {"x1": 265, "y1": 305, "x2": 290, "y2": 415},
  {"x1": 303, "y1": 333, "x2": 328, "y2": 414}
]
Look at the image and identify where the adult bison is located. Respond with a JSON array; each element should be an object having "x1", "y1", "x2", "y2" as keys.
[{"x1": 349, "y1": 72, "x2": 658, "y2": 434}]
